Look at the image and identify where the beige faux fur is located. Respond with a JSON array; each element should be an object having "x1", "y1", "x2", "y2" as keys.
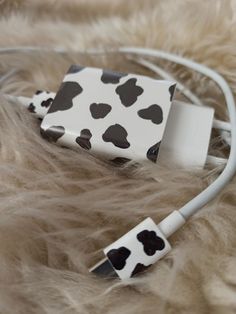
[{"x1": 0, "y1": 0, "x2": 236, "y2": 313}]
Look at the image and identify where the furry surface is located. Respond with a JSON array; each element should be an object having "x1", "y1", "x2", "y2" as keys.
[{"x1": 0, "y1": 0, "x2": 236, "y2": 313}]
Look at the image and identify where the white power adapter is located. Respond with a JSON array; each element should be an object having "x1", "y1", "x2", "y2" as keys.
[
  {"x1": 8, "y1": 90, "x2": 215, "y2": 170},
  {"x1": 159, "y1": 100, "x2": 215, "y2": 168},
  {"x1": 8, "y1": 64, "x2": 215, "y2": 170}
]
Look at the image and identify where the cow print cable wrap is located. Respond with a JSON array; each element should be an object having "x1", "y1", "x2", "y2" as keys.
[
  {"x1": 28, "y1": 90, "x2": 56, "y2": 118},
  {"x1": 104, "y1": 217, "x2": 171, "y2": 280}
]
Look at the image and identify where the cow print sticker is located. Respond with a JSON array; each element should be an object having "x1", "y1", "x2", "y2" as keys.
[
  {"x1": 137, "y1": 230, "x2": 165, "y2": 256},
  {"x1": 48, "y1": 81, "x2": 83, "y2": 114},
  {"x1": 101, "y1": 69, "x2": 127, "y2": 84},
  {"x1": 147, "y1": 141, "x2": 161, "y2": 163},
  {"x1": 106, "y1": 247, "x2": 131, "y2": 270},
  {"x1": 40, "y1": 125, "x2": 65, "y2": 142},
  {"x1": 76, "y1": 129, "x2": 92, "y2": 150},
  {"x1": 138, "y1": 104, "x2": 163, "y2": 125},
  {"x1": 131, "y1": 263, "x2": 151, "y2": 277},
  {"x1": 90, "y1": 103, "x2": 112, "y2": 119},
  {"x1": 169, "y1": 84, "x2": 176, "y2": 101},
  {"x1": 115, "y1": 78, "x2": 143, "y2": 107},
  {"x1": 102, "y1": 124, "x2": 130, "y2": 149},
  {"x1": 41, "y1": 66, "x2": 175, "y2": 169}
]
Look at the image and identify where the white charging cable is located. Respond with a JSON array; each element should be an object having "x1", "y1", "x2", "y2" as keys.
[
  {"x1": 0, "y1": 45, "x2": 236, "y2": 229},
  {"x1": 112, "y1": 47, "x2": 236, "y2": 224}
]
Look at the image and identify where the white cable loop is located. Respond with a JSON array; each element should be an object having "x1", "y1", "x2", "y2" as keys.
[
  {"x1": 132, "y1": 57, "x2": 205, "y2": 107},
  {"x1": 115, "y1": 47, "x2": 236, "y2": 219}
]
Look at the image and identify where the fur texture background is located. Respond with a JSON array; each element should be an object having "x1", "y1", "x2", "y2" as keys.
[{"x1": 0, "y1": 0, "x2": 236, "y2": 313}]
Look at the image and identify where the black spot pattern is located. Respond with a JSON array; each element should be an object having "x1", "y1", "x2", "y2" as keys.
[
  {"x1": 102, "y1": 124, "x2": 130, "y2": 149},
  {"x1": 41, "y1": 98, "x2": 53, "y2": 108},
  {"x1": 40, "y1": 125, "x2": 65, "y2": 142},
  {"x1": 131, "y1": 263, "x2": 151, "y2": 277},
  {"x1": 106, "y1": 247, "x2": 131, "y2": 270},
  {"x1": 137, "y1": 230, "x2": 165, "y2": 256},
  {"x1": 138, "y1": 104, "x2": 163, "y2": 124},
  {"x1": 75, "y1": 129, "x2": 92, "y2": 150},
  {"x1": 35, "y1": 90, "x2": 43, "y2": 95},
  {"x1": 90, "y1": 103, "x2": 112, "y2": 119},
  {"x1": 101, "y1": 70, "x2": 127, "y2": 84},
  {"x1": 146, "y1": 141, "x2": 161, "y2": 163},
  {"x1": 67, "y1": 65, "x2": 85, "y2": 74},
  {"x1": 48, "y1": 81, "x2": 83, "y2": 114},
  {"x1": 169, "y1": 84, "x2": 176, "y2": 101},
  {"x1": 110, "y1": 157, "x2": 131, "y2": 165},
  {"x1": 115, "y1": 78, "x2": 144, "y2": 107},
  {"x1": 28, "y1": 103, "x2": 36, "y2": 113}
]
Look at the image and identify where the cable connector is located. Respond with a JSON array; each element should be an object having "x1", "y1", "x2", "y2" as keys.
[{"x1": 90, "y1": 211, "x2": 185, "y2": 280}]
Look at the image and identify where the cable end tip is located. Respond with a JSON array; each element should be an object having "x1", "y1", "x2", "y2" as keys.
[{"x1": 89, "y1": 257, "x2": 118, "y2": 278}]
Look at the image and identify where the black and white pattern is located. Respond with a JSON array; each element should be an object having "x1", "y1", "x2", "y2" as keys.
[
  {"x1": 75, "y1": 129, "x2": 92, "y2": 150},
  {"x1": 40, "y1": 65, "x2": 176, "y2": 163},
  {"x1": 48, "y1": 81, "x2": 83, "y2": 114},
  {"x1": 40, "y1": 125, "x2": 65, "y2": 142},
  {"x1": 103, "y1": 217, "x2": 171, "y2": 280},
  {"x1": 90, "y1": 103, "x2": 112, "y2": 119},
  {"x1": 28, "y1": 90, "x2": 56, "y2": 118},
  {"x1": 137, "y1": 229, "x2": 165, "y2": 255},
  {"x1": 115, "y1": 78, "x2": 144, "y2": 107},
  {"x1": 102, "y1": 124, "x2": 130, "y2": 149},
  {"x1": 137, "y1": 104, "x2": 163, "y2": 124},
  {"x1": 106, "y1": 247, "x2": 131, "y2": 270}
]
